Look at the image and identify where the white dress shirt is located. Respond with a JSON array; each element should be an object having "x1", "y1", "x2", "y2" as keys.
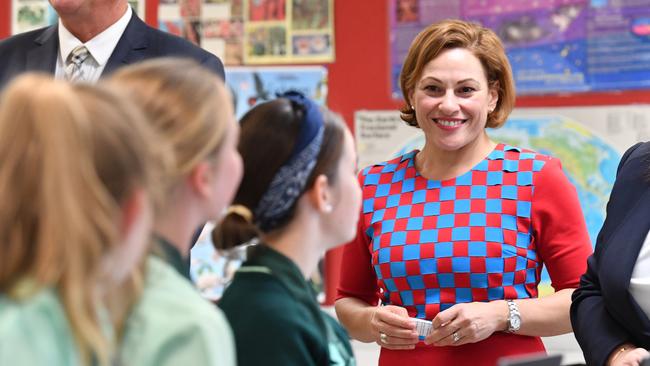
[
  {"x1": 630, "y1": 229, "x2": 650, "y2": 319},
  {"x1": 55, "y1": 6, "x2": 133, "y2": 83}
]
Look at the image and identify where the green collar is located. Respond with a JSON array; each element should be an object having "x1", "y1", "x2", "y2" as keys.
[
  {"x1": 152, "y1": 235, "x2": 191, "y2": 281},
  {"x1": 243, "y1": 245, "x2": 307, "y2": 292},
  {"x1": 238, "y1": 245, "x2": 356, "y2": 364},
  {"x1": 241, "y1": 244, "x2": 327, "y2": 336}
]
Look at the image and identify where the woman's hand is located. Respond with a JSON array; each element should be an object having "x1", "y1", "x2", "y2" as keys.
[
  {"x1": 608, "y1": 345, "x2": 650, "y2": 366},
  {"x1": 424, "y1": 301, "x2": 508, "y2": 346},
  {"x1": 371, "y1": 305, "x2": 419, "y2": 350}
]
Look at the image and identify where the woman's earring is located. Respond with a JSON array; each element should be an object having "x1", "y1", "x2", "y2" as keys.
[
  {"x1": 410, "y1": 105, "x2": 415, "y2": 110},
  {"x1": 324, "y1": 204, "x2": 333, "y2": 213}
]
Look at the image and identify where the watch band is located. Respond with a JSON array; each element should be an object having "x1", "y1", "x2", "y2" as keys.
[{"x1": 506, "y1": 299, "x2": 521, "y2": 332}]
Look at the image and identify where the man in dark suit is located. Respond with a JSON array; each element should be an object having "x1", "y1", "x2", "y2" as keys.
[
  {"x1": 0, "y1": 0, "x2": 224, "y2": 90},
  {"x1": 571, "y1": 142, "x2": 650, "y2": 366}
]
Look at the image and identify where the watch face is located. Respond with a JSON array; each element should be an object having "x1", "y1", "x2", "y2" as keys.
[{"x1": 511, "y1": 315, "x2": 521, "y2": 330}]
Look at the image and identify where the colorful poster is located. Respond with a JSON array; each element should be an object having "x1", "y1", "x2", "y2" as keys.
[
  {"x1": 202, "y1": 0, "x2": 244, "y2": 65},
  {"x1": 389, "y1": 0, "x2": 650, "y2": 97},
  {"x1": 157, "y1": 0, "x2": 332, "y2": 65},
  {"x1": 159, "y1": 0, "x2": 244, "y2": 65},
  {"x1": 244, "y1": 0, "x2": 335, "y2": 64},
  {"x1": 158, "y1": 0, "x2": 202, "y2": 46},
  {"x1": 249, "y1": 0, "x2": 286, "y2": 21},
  {"x1": 467, "y1": 0, "x2": 589, "y2": 94},
  {"x1": 225, "y1": 66, "x2": 328, "y2": 118},
  {"x1": 587, "y1": 0, "x2": 650, "y2": 90},
  {"x1": 355, "y1": 106, "x2": 650, "y2": 291}
]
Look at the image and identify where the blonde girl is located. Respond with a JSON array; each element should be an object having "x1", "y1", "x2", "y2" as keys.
[
  {"x1": 0, "y1": 74, "x2": 164, "y2": 366},
  {"x1": 108, "y1": 58, "x2": 241, "y2": 366}
]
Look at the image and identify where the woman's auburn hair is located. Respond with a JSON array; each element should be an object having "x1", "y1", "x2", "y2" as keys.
[
  {"x1": 0, "y1": 74, "x2": 166, "y2": 366},
  {"x1": 399, "y1": 19, "x2": 515, "y2": 129}
]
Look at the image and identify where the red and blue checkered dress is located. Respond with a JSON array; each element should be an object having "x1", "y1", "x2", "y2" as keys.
[{"x1": 338, "y1": 143, "x2": 592, "y2": 366}]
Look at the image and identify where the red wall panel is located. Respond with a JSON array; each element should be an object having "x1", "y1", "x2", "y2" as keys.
[{"x1": 1, "y1": 0, "x2": 10, "y2": 39}]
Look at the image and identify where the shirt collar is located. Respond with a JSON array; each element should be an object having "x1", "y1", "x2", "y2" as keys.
[
  {"x1": 152, "y1": 235, "x2": 191, "y2": 281},
  {"x1": 58, "y1": 6, "x2": 132, "y2": 66},
  {"x1": 242, "y1": 244, "x2": 328, "y2": 338},
  {"x1": 243, "y1": 244, "x2": 313, "y2": 300}
]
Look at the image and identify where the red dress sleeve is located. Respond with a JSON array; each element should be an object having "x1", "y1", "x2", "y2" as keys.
[
  {"x1": 336, "y1": 173, "x2": 380, "y2": 306},
  {"x1": 531, "y1": 157, "x2": 593, "y2": 291}
]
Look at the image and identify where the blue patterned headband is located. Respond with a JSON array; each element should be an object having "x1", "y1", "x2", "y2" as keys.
[{"x1": 253, "y1": 91, "x2": 325, "y2": 232}]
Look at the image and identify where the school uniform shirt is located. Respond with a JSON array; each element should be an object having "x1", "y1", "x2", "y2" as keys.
[
  {"x1": 120, "y1": 256, "x2": 236, "y2": 366},
  {"x1": 0, "y1": 284, "x2": 81, "y2": 366},
  {"x1": 152, "y1": 235, "x2": 191, "y2": 281},
  {"x1": 219, "y1": 244, "x2": 355, "y2": 366}
]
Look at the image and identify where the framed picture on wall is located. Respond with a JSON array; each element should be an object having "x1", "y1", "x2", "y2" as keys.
[{"x1": 243, "y1": 0, "x2": 335, "y2": 64}]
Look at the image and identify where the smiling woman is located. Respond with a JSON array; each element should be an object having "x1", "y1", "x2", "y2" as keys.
[{"x1": 334, "y1": 19, "x2": 593, "y2": 366}]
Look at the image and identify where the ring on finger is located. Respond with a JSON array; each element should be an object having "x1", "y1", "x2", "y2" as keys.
[
  {"x1": 380, "y1": 332, "x2": 389, "y2": 344},
  {"x1": 452, "y1": 331, "x2": 461, "y2": 343}
]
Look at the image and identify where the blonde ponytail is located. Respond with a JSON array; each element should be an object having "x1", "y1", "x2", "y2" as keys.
[{"x1": 0, "y1": 75, "x2": 165, "y2": 365}]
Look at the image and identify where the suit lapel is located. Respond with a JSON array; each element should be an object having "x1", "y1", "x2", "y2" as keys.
[
  {"x1": 602, "y1": 188, "x2": 650, "y2": 341},
  {"x1": 102, "y1": 14, "x2": 149, "y2": 77},
  {"x1": 26, "y1": 25, "x2": 59, "y2": 73}
]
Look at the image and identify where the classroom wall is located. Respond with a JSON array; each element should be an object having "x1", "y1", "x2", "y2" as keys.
[
  {"x1": 4, "y1": 0, "x2": 650, "y2": 124},
  {"x1": 4, "y1": 0, "x2": 650, "y2": 304}
]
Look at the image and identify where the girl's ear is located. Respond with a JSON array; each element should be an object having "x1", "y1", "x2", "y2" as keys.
[
  {"x1": 308, "y1": 174, "x2": 333, "y2": 213},
  {"x1": 186, "y1": 161, "x2": 212, "y2": 198}
]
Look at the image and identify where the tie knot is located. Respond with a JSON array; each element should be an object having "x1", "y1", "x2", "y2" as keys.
[{"x1": 67, "y1": 45, "x2": 90, "y2": 67}]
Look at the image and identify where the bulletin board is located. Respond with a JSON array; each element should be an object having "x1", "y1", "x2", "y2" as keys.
[
  {"x1": 0, "y1": 0, "x2": 333, "y2": 66},
  {"x1": 154, "y1": 0, "x2": 334, "y2": 65}
]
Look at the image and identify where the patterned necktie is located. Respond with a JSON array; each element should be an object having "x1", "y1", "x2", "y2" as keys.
[{"x1": 64, "y1": 45, "x2": 91, "y2": 82}]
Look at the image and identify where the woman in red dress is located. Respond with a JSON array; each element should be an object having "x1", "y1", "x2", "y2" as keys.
[{"x1": 335, "y1": 19, "x2": 593, "y2": 366}]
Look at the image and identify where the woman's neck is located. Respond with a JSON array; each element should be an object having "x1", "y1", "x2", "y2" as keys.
[
  {"x1": 416, "y1": 133, "x2": 495, "y2": 181},
  {"x1": 262, "y1": 215, "x2": 324, "y2": 279}
]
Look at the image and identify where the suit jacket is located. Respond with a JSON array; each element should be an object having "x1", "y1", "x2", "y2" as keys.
[
  {"x1": 0, "y1": 13, "x2": 224, "y2": 90},
  {"x1": 571, "y1": 141, "x2": 650, "y2": 366}
]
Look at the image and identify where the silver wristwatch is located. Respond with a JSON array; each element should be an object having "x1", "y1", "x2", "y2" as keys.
[{"x1": 506, "y1": 300, "x2": 521, "y2": 333}]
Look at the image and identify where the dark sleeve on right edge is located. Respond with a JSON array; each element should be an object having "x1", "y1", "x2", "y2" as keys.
[
  {"x1": 570, "y1": 143, "x2": 643, "y2": 366},
  {"x1": 570, "y1": 254, "x2": 633, "y2": 366}
]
